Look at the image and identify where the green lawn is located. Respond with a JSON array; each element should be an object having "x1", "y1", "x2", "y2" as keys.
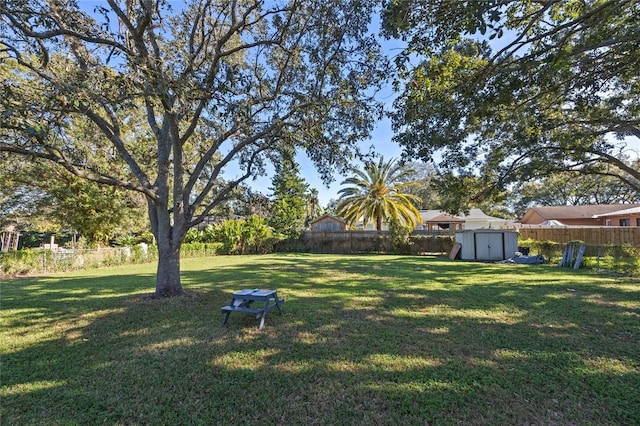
[{"x1": 2, "y1": 254, "x2": 639, "y2": 425}]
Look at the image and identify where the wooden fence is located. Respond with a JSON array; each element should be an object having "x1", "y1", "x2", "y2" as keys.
[
  {"x1": 513, "y1": 227, "x2": 640, "y2": 246},
  {"x1": 297, "y1": 227, "x2": 639, "y2": 255},
  {"x1": 301, "y1": 230, "x2": 454, "y2": 254}
]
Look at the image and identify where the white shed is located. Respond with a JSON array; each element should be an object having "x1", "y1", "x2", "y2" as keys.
[{"x1": 455, "y1": 229, "x2": 519, "y2": 261}]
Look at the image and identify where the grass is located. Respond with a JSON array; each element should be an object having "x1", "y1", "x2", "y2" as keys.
[{"x1": 1, "y1": 254, "x2": 639, "y2": 425}]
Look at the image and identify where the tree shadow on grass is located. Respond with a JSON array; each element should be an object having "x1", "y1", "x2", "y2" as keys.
[{"x1": 2, "y1": 254, "x2": 639, "y2": 424}]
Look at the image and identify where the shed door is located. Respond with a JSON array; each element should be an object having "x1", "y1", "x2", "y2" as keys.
[{"x1": 474, "y1": 233, "x2": 505, "y2": 260}]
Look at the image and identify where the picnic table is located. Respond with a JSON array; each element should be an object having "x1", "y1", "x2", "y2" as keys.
[{"x1": 221, "y1": 289, "x2": 284, "y2": 330}]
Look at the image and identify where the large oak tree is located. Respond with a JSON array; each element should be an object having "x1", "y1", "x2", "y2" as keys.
[
  {"x1": 0, "y1": 0, "x2": 386, "y2": 296},
  {"x1": 382, "y1": 0, "x2": 640, "y2": 211}
]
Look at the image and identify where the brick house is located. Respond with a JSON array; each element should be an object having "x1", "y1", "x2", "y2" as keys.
[
  {"x1": 593, "y1": 206, "x2": 640, "y2": 227},
  {"x1": 520, "y1": 204, "x2": 640, "y2": 226}
]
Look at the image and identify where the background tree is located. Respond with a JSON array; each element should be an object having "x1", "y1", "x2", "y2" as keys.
[
  {"x1": 230, "y1": 186, "x2": 272, "y2": 218},
  {"x1": 268, "y1": 147, "x2": 309, "y2": 238},
  {"x1": 47, "y1": 170, "x2": 149, "y2": 245},
  {"x1": 304, "y1": 188, "x2": 321, "y2": 227},
  {"x1": 430, "y1": 172, "x2": 511, "y2": 219},
  {"x1": 336, "y1": 156, "x2": 422, "y2": 231},
  {"x1": 325, "y1": 198, "x2": 339, "y2": 215},
  {"x1": 0, "y1": 0, "x2": 385, "y2": 296},
  {"x1": 1, "y1": 144, "x2": 149, "y2": 246},
  {"x1": 382, "y1": 0, "x2": 640, "y2": 211},
  {"x1": 0, "y1": 154, "x2": 49, "y2": 229},
  {"x1": 397, "y1": 160, "x2": 440, "y2": 210},
  {"x1": 391, "y1": 160, "x2": 511, "y2": 218}
]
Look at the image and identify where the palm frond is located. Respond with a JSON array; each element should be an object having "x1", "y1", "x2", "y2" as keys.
[{"x1": 335, "y1": 156, "x2": 423, "y2": 230}]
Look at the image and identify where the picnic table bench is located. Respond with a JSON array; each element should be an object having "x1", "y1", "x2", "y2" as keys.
[{"x1": 221, "y1": 289, "x2": 284, "y2": 329}]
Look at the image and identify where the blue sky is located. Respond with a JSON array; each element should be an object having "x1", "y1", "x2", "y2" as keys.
[
  {"x1": 247, "y1": 15, "x2": 407, "y2": 207},
  {"x1": 249, "y1": 102, "x2": 403, "y2": 207}
]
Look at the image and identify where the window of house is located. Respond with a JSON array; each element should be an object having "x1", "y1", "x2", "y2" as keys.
[
  {"x1": 619, "y1": 218, "x2": 630, "y2": 226},
  {"x1": 606, "y1": 220, "x2": 612, "y2": 226},
  {"x1": 637, "y1": 218, "x2": 640, "y2": 227}
]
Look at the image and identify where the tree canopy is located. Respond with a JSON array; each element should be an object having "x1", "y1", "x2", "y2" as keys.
[
  {"x1": 336, "y1": 156, "x2": 422, "y2": 231},
  {"x1": 509, "y1": 167, "x2": 640, "y2": 218},
  {"x1": 0, "y1": 0, "x2": 386, "y2": 296},
  {"x1": 0, "y1": 113, "x2": 150, "y2": 243},
  {"x1": 1, "y1": 158, "x2": 149, "y2": 244},
  {"x1": 382, "y1": 0, "x2": 640, "y2": 211}
]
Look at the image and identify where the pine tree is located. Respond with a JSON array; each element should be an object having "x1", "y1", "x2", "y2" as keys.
[{"x1": 268, "y1": 148, "x2": 309, "y2": 238}]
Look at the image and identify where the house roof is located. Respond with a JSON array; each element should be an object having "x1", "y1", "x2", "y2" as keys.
[
  {"x1": 593, "y1": 206, "x2": 640, "y2": 218},
  {"x1": 426, "y1": 213, "x2": 465, "y2": 224},
  {"x1": 419, "y1": 210, "x2": 447, "y2": 221},
  {"x1": 539, "y1": 219, "x2": 566, "y2": 226},
  {"x1": 420, "y1": 208, "x2": 508, "y2": 223},
  {"x1": 463, "y1": 208, "x2": 508, "y2": 221},
  {"x1": 309, "y1": 213, "x2": 347, "y2": 225},
  {"x1": 521, "y1": 204, "x2": 640, "y2": 222}
]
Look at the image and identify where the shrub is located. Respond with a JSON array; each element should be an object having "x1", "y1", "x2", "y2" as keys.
[
  {"x1": 211, "y1": 216, "x2": 278, "y2": 255},
  {"x1": 181, "y1": 242, "x2": 223, "y2": 258},
  {"x1": 240, "y1": 216, "x2": 275, "y2": 254},
  {"x1": 388, "y1": 218, "x2": 413, "y2": 254},
  {"x1": 518, "y1": 238, "x2": 563, "y2": 262},
  {"x1": 0, "y1": 249, "x2": 46, "y2": 275},
  {"x1": 184, "y1": 228, "x2": 204, "y2": 243},
  {"x1": 610, "y1": 245, "x2": 640, "y2": 276},
  {"x1": 519, "y1": 238, "x2": 639, "y2": 276}
]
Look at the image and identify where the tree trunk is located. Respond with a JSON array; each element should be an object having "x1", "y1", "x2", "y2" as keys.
[
  {"x1": 152, "y1": 200, "x2": 184, "y2": 298},
  {"x1": 155, "y1": 242, "x2": 183, "y2": 297}
]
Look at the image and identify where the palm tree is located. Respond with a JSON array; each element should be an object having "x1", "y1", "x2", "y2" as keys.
[{"x1": 336, "y1": 157, "x2": 422, "y2": 231}]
